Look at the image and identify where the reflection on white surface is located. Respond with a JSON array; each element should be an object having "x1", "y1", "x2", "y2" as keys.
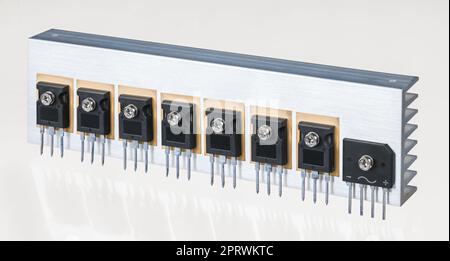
[{"x1": 3, "y1": 148, "x2": 418, "y2": 241}]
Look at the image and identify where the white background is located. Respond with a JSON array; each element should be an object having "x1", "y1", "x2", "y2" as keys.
[{"x1": 0, "y1": 0, "x2": 448, "y2": 240}]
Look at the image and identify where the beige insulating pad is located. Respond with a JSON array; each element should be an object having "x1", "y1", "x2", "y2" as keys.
[
  {"x1": 118, "y1": 86, "x2": 157, "y2": 146},
  {"x1": 36, "y1": 74, "x2": 74, "y2": 132},
  {"x1": 203, "y1": 99, "x2": 246, "y2": 161},
  {"x1": 160, "y1": 93, "x2": 201, "y2": 154},
  {"x1": 296, "y1": 112, "x2": 340, "y2": 177},
  {"x1": 250, "y1": 106, "x2": 292, "y2": 169},
  {"x1": 76, "y1": 80, "x2": 115, "y2": 139}
]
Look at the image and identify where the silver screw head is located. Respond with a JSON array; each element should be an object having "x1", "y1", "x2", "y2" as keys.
[
  {"x1": 81, "y1": 97, "x2": 96, "y2": 112},
  {"x1": 211, "y1": 118, "x2": 225, "y2": 134},
  {"x1": 167, "y1": 111, "x2": 181, "y2": 126},
  {"x1": 257, "y1": 125, "x2": 272, "y2": 141},
  {"x1": 305, "y1": 131, "x2": 320, "y2": 148},
  {"x1": 123, "y1": 104, "x2": 138, "y2": 119},
  {"x1": 40, "y1": 91, "x2": 55, "y2": 106},
  {"x1": 358, "y1": 155, "x2": 374, "y2": 171}
]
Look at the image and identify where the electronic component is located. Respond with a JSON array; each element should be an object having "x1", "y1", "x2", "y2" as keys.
[
  {"x1": 298, "y1": 122, "x2": 335, "y2": 204},
  {"x1": 77, "y1": 88, "x2": 111, "y2": 165},
  {"x1": 251, "y1": 115, "x2": 288, "y2": 196},
  {"x1": 36, "y1": 81, "x2": 70, "y2": 157},
  {"x1": 205, "y1": 108, "x2": 242, "y2": 188},
  {"x1": 119, "y1": 94, "x2": 153, "y2": 172},
  {"x1": 161, "y1": 100, "x2": 196, "y2": 179},
  {"x1": 343, "y1": 138, "x2": 395, "y2": 220}
]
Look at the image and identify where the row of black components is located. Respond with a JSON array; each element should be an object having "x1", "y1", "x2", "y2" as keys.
[
  {"x1": 77, "y1": 88, "x2": 111, "y2": 165},
  {"x1": 36, "y1": 81, "x2": 70, "y2": 157},
  {"x1": 161, "y1": 100, "x2": 196, "y2": 180},
  {"x1": 343, "y1": 138, "x2": 395, "y2": 220},
  {"x1": 251, "y1": 115, "x2": 288, "y2": 196},
  {"x1": 37, "y1": 84, "x2": 397, "y2": 219},
  {"x1": 119, "y1": 94, "x2": 153, "y2": 172},
  {"x1": 205, "y1": 108, "x2": 242, "y2": 188},
  {"x1": 298, "y1": 122, "x2": 335, "y2": 205}
]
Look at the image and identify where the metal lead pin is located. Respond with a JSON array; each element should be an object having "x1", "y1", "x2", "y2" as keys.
[
  {"x1": 59, "y1": 129, "x2": 64, "y2": 158},
  {"x1": 165, "y1": 147, "x2": 170, "y2": 177},
  {"x1": 265, "y1": 164, "x2": 272, "y2": 196},
  {"x1": 210, "y1": 155, "x2": 215, "y2": 186},
  {"x1": 370, "y1": 186, "x2": 375, "y2": 218},
  {"x1": 231, "y1": 157, "x2": 237, "y2": 189},
  {"x1": 359, "y1": 184, "x2": 365, "y2": 216},
  {"x1": 48, "y1": 127, "x2": 55, "y2": 157},
  {"x1": 101, "y1": 135, "x2": 106, "y2": 166},
  {"x1": 255, "y1": 162, "x2": 260, "y2": 194},
  {"x1": 174, "y1": 148, "x2": 181, "y2": 179},
  {"x1": 311, "y1": 170, "x2": 319, "y2": 204},
  {"x1": 80, "y1": 132, "x2": 85, "y2": 162},
  {"x1": 301, "y1": 169, "x2": 306, "y2": 201},
  {"x1": 347, "y1": 182, "x2": 352, "y2": 214},
  {"x1": 382, "y1": 188, "x2": 388, "y2": 220},
  {"x1": 132, "y1": 140, "x2": 138, "y2": 171},
  {"x1": 324, "y1": 173, "x2": 330, "y2": 205},
  {"x1": 89, "y1": 133, "x2": 96, "y2": 164},
  {"x1": 277, "y1": 166, "x2": 283, "y2": 197},
  {"x1": 123, "y1": 140, "x2": 128, "y2": 170},
  {"x1": 218, "y1": 155, "x2": 226, "y2": 188},
  {"x1": 144, "y1": 142, "x2": 149, "y2": 173},
  {"x1": 40, "y1": 126, "x2": 45, "y2": 155},
  {"x1": 186, "y1": 149, "x2": 191, "y2": 180}
]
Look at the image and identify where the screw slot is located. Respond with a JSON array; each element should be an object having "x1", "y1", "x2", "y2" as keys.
[
  {"x1": 81, "y1": 97, "x2": 96, "y2": 112},
  {"x1": 358, "y1": 155, "x2": 374, "y2": 171},
  {"x1": 40, "y1": 91, "x2": 55, "y2": 106},
  {"x1": 123, "y1": 104, "x2": 138, "y2": 119},
  {"x1": 167, "y1": 111, "x2": 181, "y2": 126},
  {"x1": 257, "y1": 125, "x2": 272, "y2": 141},
  {"x1": 211, "y1": 118, "x2": 225, "y2": 134},
  {"x1": 304, "y1": 131, "x2": 320, "y2": 148}
]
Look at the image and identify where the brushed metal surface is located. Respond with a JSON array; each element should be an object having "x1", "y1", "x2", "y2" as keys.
[{"x1": 32, "y1": 29, "x2": 419, "y2": 90}]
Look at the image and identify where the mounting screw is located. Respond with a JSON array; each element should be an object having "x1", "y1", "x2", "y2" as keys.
[
  {"x1": 81, "y1": 97, "x2": 96, "y2": 112},
  {"x1": 123, "y1": 104, "x2": 138, "y2": 119},
  {"x1": 40, "y1": 91, "x2": 55, "y2": 106},
  {"x1": 257, "y1": 125, "x2": 272, "y2": 141},
  {"x1": 167, "y1": 111, "x2": 181, "y2": 126},
  {"x1": 358, "y1": 155, "x2": 374, "y2": 171},
  {"x1": 211, "y1": 118, "x2": 225, "y2": 134},
  {"x1": 305, "y1": 131, "x2": 320, "y2": 148}
]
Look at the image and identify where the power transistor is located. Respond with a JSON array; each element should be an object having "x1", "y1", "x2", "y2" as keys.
[
  {"x1": 251, "y1": 115, "x2": 288, "y2": 196},
  {"x1": 205, "y1": 108, "x2": 242, "y2": 188},
  {"x1": 27, "y1": 29, "x2": 421, "y2": 221},
  {"x1": 77, "y1": 88, "x2": 111, "y2": 165},
  {"x1": 119, "y1": 94, "x2": 153, "y2": 172},
  {"x1": 36, "y1": 82, "x2": 70, "y2": 157},
  {"x1": 161, "y1": 100, "x2": 196, "y2": 179},
  {"x1": 343, "y1": 138, "x2": 395, "y2": 220},
  {"x1": 298, "y1": 122, "x2": 335, "y2": 204}
]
